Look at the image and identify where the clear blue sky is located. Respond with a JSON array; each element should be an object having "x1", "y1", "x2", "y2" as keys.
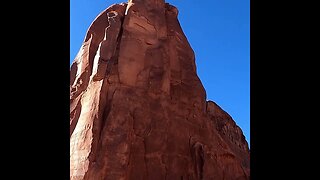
[{"x1": 70, "y1": 0, "x2": 250, "y2": 147}]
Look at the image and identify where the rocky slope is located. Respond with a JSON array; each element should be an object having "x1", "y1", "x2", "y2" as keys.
[{"x1": 70, "y1": 0, "x2": 250, "y2": 179}]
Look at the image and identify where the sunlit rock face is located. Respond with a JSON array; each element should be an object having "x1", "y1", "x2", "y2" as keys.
[{"x1": 70, "y1": 1, "x2": 250, "y2": 179}]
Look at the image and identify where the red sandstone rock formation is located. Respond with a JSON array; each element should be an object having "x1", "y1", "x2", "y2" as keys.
[{"x1": 70, "y1": 0, "x2": 250, "y2": 179}]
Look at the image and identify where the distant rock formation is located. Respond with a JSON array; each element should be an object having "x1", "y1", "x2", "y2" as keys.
[{"x1": 70, "y1": 0, "x2": 250, "y2": 179}]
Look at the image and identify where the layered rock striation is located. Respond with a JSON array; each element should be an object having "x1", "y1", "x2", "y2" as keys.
[{"x1": 70, "y1": 0, "x2": 250, "y2": 179}]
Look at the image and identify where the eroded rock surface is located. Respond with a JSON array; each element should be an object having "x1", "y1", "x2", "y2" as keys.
[{"x1": 70, "y1": 1, "x2": 250, "y2": 179}]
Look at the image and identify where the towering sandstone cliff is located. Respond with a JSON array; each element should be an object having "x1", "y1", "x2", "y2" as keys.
[{"x1": 70, "y1": 0, "x2": 250, "y2": 179}]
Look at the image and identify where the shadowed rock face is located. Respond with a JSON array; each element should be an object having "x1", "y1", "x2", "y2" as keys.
[{"x1": 70, "y1": 0, "x2": 250, "y2": 179}]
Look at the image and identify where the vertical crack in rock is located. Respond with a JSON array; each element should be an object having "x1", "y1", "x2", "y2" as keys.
[
  {"x1": 70, "y1": 1, "x2": 250, "y2": 180},
  {"x1": 191, "y1": 142, "x2": 205, "y2": 180},
  {"x1": 70, "y1": 97, "x2": 82, "y2": 137}
]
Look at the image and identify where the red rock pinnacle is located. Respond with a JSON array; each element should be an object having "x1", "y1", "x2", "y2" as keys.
[{"x1": 70, "y1": 1, "x2": 250, "y2": 179}]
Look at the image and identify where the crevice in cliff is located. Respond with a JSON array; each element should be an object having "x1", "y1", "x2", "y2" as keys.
[
  {"x1": 114, "y1": 12, "x2": 125, "y2": 66},
  {"x1": 189, "y1": 139, "x2": 205, "y2": 180},
  {"x1": 97, "y1": 12, "x2": 126, "y2": 138},
  {"x1": 160, "y1": 100, "x2": 169, "y2": 180},
  {"x1": 161, "y1": 155, "x2": 168, "y2": 180},
  {"x1": 70, "y1": 98, "x2": 82, "y2": 137},
  {"x1": 84, "y1": 87, "x2": 119, "y2": 179},
  {"x1": 98, "y1": 93, "x2": 111, "y2": 142},
  {"x1": 83, "y1": 9, "x2": 128, "y2": 177},
  {"x1": 98, "y1": 87, "x2": 118, "y2": 143},
  {"x1": 93, "y1": 5, "x2": 127, "y2": 147},
  {"x1": 240, "y1": 164, "x2": 249, "y2": 179},
  {"x1": 85, "y1": 13, "x2": 128, "y2": 176},
  {"x1": 70, "y1": 61, "x2": 78, "y2": 86},
  {"x1": 83, "y1": 4, "x2": 127, "y2": 83},
  {"x1": 122, "y1": 108, "x2": 133, "y2": 179},
  {"x1": 143, "y1": 138, "x2": 149, "y2": 179}
]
